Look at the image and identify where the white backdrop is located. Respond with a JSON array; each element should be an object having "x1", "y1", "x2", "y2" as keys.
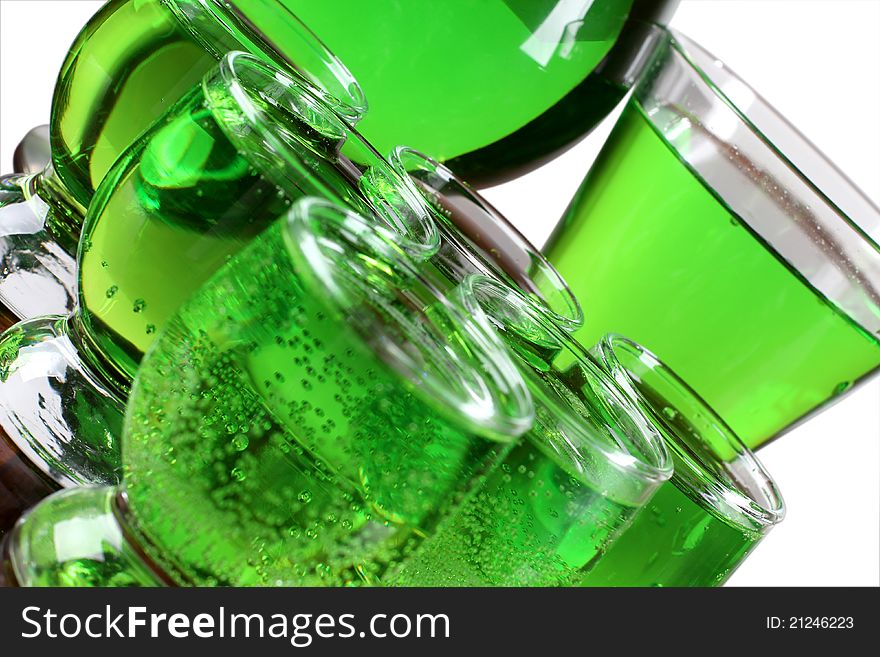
[{"x1": 0, "y1": 0, "x2": 878, "y2": 586}]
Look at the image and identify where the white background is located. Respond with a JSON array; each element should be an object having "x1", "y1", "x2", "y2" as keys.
[{"x1": 1, "y1": 0, "x2": 878, "y2": 586}]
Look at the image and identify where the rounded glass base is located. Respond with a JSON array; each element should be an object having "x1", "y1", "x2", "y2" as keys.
[
  {"x1": 0, "y1": 174, "x2": 77, "y2": 320},
  {"x1": 6, "y1": 486, "x2": 161, "y2": 587},
  {"x1": 0, "y1": 314, "x2": 124, "y2": 488}
]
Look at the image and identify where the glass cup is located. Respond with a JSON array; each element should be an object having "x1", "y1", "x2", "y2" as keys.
[
  {"x1": 388, "y1": 146, "x2": 584, "y2": 332},
  {"x1": 12, "y1": 1, "x2": 682, "y2": 193},
  {"x1": 0, "y1": 52, "x2": 434, "y2": 527},
  {"x1": 279, "y1": 0, "x2": 681, "y2": 186},
  {"x1": 390, "y1": 277, "x2": 671, "y2": 586},
  {"x1": 581, "y1": 334, "x2": 785, "y2": 587},
  {"x1": 544, "y1": 27, "x2": 880, "y2": 450},
  {"x1": 0, "y1": 0, "x2": 367, "y2": 325},
  {"x1": 0, "y1": 199, "x2": 532, "y2": 587}
]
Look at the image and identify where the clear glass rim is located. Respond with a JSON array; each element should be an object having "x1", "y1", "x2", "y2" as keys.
[
  {"x1": 666, "y1": 27, "x2": 879, "y2": 247},
  {"x1": 594, "y1": 333, "x2": 785, "y2": 531},
  {"x1": 284, "y1": 198, "x2": 534, "y2": 441},
  {"x1": 459, "y1": 275, "x2": 672, "y2": 489},
  {"x1": 208, "y1": 51, "x2": 438, "y2": 259},
  {"x1": 636, "y1": 27, "x2": 880, "y2": 338},
  {"x1": 181, "y1": 0, "x2": 369, "y2": 122},
  {"x1": 389, "y1": 146, "x2": 585, "y2": 332}
]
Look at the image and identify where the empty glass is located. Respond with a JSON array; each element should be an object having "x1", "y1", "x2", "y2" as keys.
[{"x1": 389, "y1": 146, "x2": 583, "y2": 332}]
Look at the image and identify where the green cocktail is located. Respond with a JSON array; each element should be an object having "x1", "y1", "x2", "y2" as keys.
[
  {"x1": 1, "y1": 200, "x2": 532, "y2": 587},
  {"x1": 545, "y1": 29, "x2": 880, "y2": 448},
  {"x1": 53, "y1": 0, "x2": 366, "y2": 207},
  {"x1": 390, "y1": 278, "x2": 671, "y2": 586},
  {"x1": 2, "y1": 1, "x2": 683, "y2": 325},
  {"x1": 76, "y1": 51, "x2": 430, "y2": 385},
  {"x1": 0, "y1": 0, "x2": 366, "y2": 322},
  {"x1": 0, "y1": 52, "x2": 434, "y2": 496},
  {"x1": 581, "y1": 335, "x2": 784, "y2": 587},
  {"x1": 281, "y1": 0, "x2": 650, "y2": 184}
]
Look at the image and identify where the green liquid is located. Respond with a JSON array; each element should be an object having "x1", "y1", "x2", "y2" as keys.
[
  {"x1": 49, "y1": 0, "x2": 364, "y2": 239},
  {"x1": 50, "y1": 0, "x2": 633, "y2": 216},
  {"x1": 282, "y1": 0, "x2": 631, "y2": 183},
  {"x1": 545, "y1": 105, "x2": 880, "y2": 448},
  {"x1": 120, "y1": 224, "x2": 508, "y2": 586},
  {"x1": 392, "y1": 331, "x2": 646, "y2": 587},
  {"x1": 78, "y1": 73, "x2": 378, "y2": 383},
  {"x1": 390, "y1": 415, "x2": 634, "y2": 587},
  {"x1": 580, "y1": 481, "x2": 756, "y2": 587},
  {"x1": 51, "y1": 0, "x2": 221, "y2": 208}
]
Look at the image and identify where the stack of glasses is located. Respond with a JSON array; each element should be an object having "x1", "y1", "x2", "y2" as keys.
[{"x1": 0, "y1": 0, "x2": 876, "y2": 587}]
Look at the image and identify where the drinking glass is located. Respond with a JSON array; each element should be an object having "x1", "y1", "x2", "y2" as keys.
[
  {"x1": 390, "y1": 277, "x2": 671, "y2": 586},
  {"x1": 0, "y1": 0, "x2": 366, "y2": 324},
  {"x1": 581, "y1": 334, "x2": 785, "y2": 587},
  {"x1": 544, "y1": 28, "x2": 880, "y2": 449},
  {"x1": 281, "y1": 0, "x2": 680, "y2": 185},
  {"x1": 0, "y1": 199, "x2": 532, "y2": 587},
  {"x1": 0, "y1": 52, "x2": 433, "y2": 523},
  {"x1": 388, "y1": 146, "x2": 583, "y2": 332}
]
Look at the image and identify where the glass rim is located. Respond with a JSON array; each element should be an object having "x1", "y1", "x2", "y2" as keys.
[
  {"x1": 666, "y1": 27, "x2": 880, "y2": 246},
  {"x1": 388, "y1": 145, "x2": 585, "y2": 332},
  {"x1": 284, "y1": 198, "x2": 535, "y2": 441},
  {"x1": 594, "y1": 333, "x2": 786, "y2": 532},
  {"x1": 182, "y1": 0, "x2": 369, "y2": 122},
  {"x1": 458, "y1": 274, "x2": 673, "y2": 489},
  {"x1": 208, "y1": 51, "x2": 439, "y2": 259},
  {"x1": 635, "y1": 27, "x2": 880, "y2": 338}
]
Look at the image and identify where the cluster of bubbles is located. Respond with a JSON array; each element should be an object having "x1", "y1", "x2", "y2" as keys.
[{"x1": 122, "y1": 226, "x2": 508, "y2": 586}]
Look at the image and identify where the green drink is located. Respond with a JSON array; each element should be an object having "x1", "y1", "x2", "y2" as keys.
[
  {"x1": 583, "y1": 483, "x2": 754, "y2": 587},
  {"x1": 77, "y1": 52, "x2": 431, "y2": 385},
  {"x1": 0, "y1": 52, "x2": 434, "y2": 496},
  {"x1": 1, "y1": 0, "x2": 365, "y2": 321},
  {"x1": 545, "y1": 30, "x2": 880, "y2": 448},
  {"x1": 282, "y1": 0, "x2": 631, "y2": 184},
  {"x1": 53, "y1": 0, "x2": 366, "y2": 206},
  {"x1": 388, "y1": 146, "x2": 583, "y2": 333},
  {"x1": 390, "y1": 278, "x2": 671, "y2": 586},
  {"x1": 581, "y1": 335, "x2": 784, "y2": 587},
  {"x1": 51, "y1": 0, "x2": 213, "y2": 211},
  {"x1": 2, "y1": 200, "x2": 531, "y2": 587},
  {"x1": 2, "y1": 0, "x2": 681, "y2": 323}
]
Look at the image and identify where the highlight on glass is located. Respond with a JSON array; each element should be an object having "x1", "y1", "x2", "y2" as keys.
[
  {"x1": 0, "y1": 198, "x2": 533, "y2": 587},
  {"x1": 582, "y1": 334, "x2": 785, "y2": 587},
  {"x1": 0, "y1": 0, "x2": 367, "y2": 325},
  {"x1": 0, "y1": 51, "x2": 434, "y2": 529},
  {"x1": 279, "y1": 0, "x2": 680, "y2": 185},
  {"x1": 544, "y1": 26, "x2": 880, "y2": 450}
]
